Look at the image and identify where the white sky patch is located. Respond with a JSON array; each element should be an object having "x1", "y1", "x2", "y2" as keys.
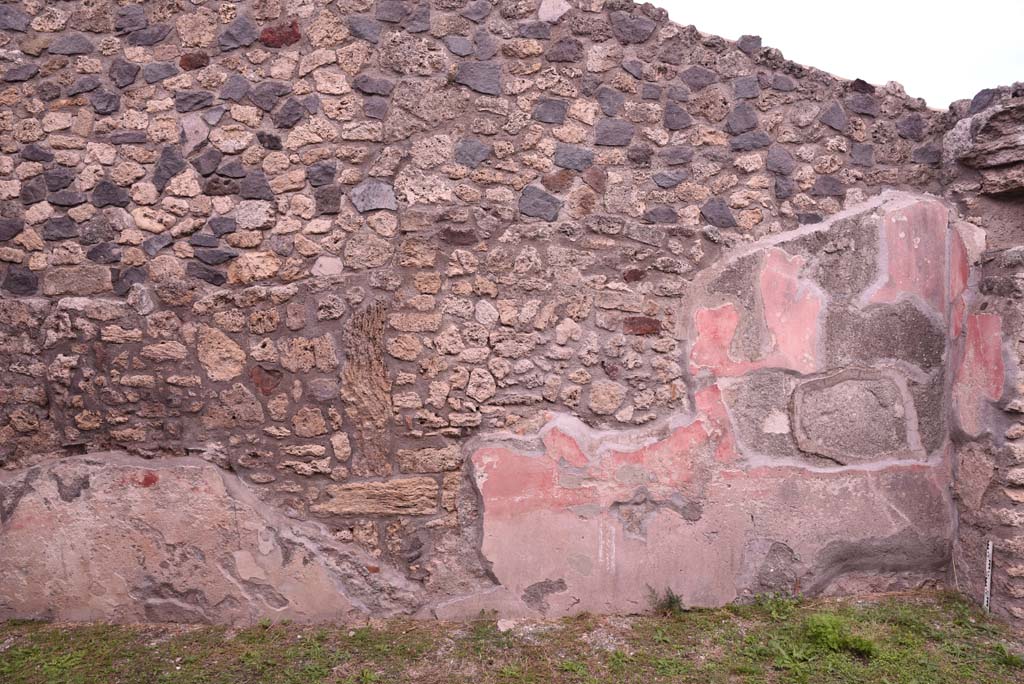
[{"x1": 658, "y1": 0, "x2": 1024, "y2": 109}]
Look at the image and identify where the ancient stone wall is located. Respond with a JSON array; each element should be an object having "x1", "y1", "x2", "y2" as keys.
[{"x1": 0, "y1": 0, "x2": 1020, "y2": 624}]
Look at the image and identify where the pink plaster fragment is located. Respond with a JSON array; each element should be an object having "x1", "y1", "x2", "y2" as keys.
[
  {"x1": 871, "y1": 200, "x2": 948, "y2": 314},
  {"x1": 953, "y1": 313, "x2": 1005, "y2": 437},
  {"x1": 949, "y1": 230, "x2": 969, "y2": 338}
]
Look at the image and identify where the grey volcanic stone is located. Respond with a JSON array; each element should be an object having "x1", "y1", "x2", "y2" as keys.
[
  {"x1": 109, "y1": 59, "x2": 140, "y2": 88},
  {"x1": 44, "y1": 168, "x2": 75, "y2": 191},
  {"x1": 92, "y1": 180, "x2": 131, "y2": 208},
  {"x1": 680, "y1": 66, "x2": 717, "y2": 91},
  {"x1": 43, "y1": 216, "x2": 79, "y2": 240},
  {"x1": 249, "y1": 81, "x2": 291, "y2": 111},
  {"x1": 143, "y1": 62, "x2": 179, "y2": 84},
  {"x1": 652, "y1": 169, "x2": 689, "y2": 188},
  {"x1": 773, "y1": 74, "x2": 796, "y2": 91},
  {"x1": 0, "y1": 6, "x2": 30, "y2": 32},
  {"x1": 819, "y1": 102, "x2": 849, "y2": 132},
  {"x1": 553, "y1": 144, "x2": 594, "y2": 171},
  {"x1": 115, "y1": 5, "x2": 147, "y2": 34},
  {"x1": 609, "y1": 11, "x2": 656, "y2": 44},
  {"x1": 204, "y1": 176, "x2": 240, "y2": 196},
  {"x1": 220, "y1": 74, "x2": 251, "y2": 101},
  {"x1": 307, "y1": 161, "x2": 336, "y2": 187},
  {"x1": 49, "y1": 33, "x2": 94, "y2": 55},
  {"x1": 547, "y1": 37, "x2": 583, "y2": 62},
  {"x1": 643, "y1": 205, "x2": 677, "y2": 224},
  {"x1": 459, "y1": 0, "x2": 491, "y2": 22},
  {"x1": 519, "y1": 186, "x2": 562, "y2": 221},
  {"x1": 733, "y1": 75, "x2": 760, "y2": 99},
  {"x1": 444, "y1": 36, "x2": 473, "y2": 57},
  {"x1": 240, "y1": 171, "x2": 274, "y2": 200},
  {"x1": 730, "y1": 131, "x2": 771, "y2": 151},
  {"x1": 0, "y1": 218, "x2": 23, "y2": 241},
  {"x1": 725, "y1": 103, "x2": 758, "y2": 134},
  {"x1": 912, "y1": 144, "x2": 942, "y2": 165},
  {"x1": 595, "y1": 119, "x2": 634, "y2": 146},
  {"x1": 348, "y1": 16, "x2": 382, "y2": 43},
  {"x1": 353, "y1": 74, "x2": 394, "y2": 96},
  {"x1": 737, "y1": 34, "x2": 761, "y2": 55},
  {"x1": 455, "y1": 139, "x2": 492, "y2": 168},
  {"x1": 775, "y1": 176, "x2": 797, "y2": 200},
  {"x1": 153, "y1": 147, "x2": 187, "y2": 193},
  {"x1": 194, "y1": 248, "x2": 239, "y2": 265},
  {"x1": 90, "y1": 90, "x2": 121, "y2": 115},
  {"x1": 192, "y1": 148, "x2": 223, "y2": 177},
  {"x1": 847, "y1": 93, "x2": 879, "y2": 117},
  {"x1": 810, "y1": 175, "x2": 846, "y2": 196},
  {"x1": 126, "y1": 24, "x2": 171, "y2": 47},
  {"x1": 596, "y1": 87, "x2": 625, "y2": 116},
  {"x1": 87, "y1": 243, "x2": 121, "y2": 264},
  {"x1": 189, "y1": 234, "x2": 220, "y2": 248},
  {"x1": 272, "y1": 98, "x2": 307, "y2": 128},
  {"x1": 4, "y1": 64, "x2": 38, "y2": 83},
  {"x1": 143, "y1": 234, "x2": 173, "y2": 256},
  {"x1": 3, "y1": 265, "x2": 38, "y2": 295},
  {"x1": 36, "y1": 81, "x2": 61, "y2": 101},
  {"x1": 19, "y1": 176, "x2": 47, "y2": 205},
  {"x1": 48, "y1": 190, "x2": 86, "y2": 207},
  {"x1": 188, "y1": 261, "x2": 226, "y2": 285},
  {"x1": 701, "y1": 197, "x2": 737, "y2": 228},
  {"x1": 376, "y1": 0, "x2": 410, "y2": 22},
  {"x1": 209, "y1": 217, "x2": 237, "y2": 236},
  {"x1": 363, "y1": 96, "x2": 389, "y2": 119},
  {"x1": 67, "y1": 75, "x2": 101, "y2": 95},
  {"x1": 897, "y1": 113, "x2": 926, "y2": 141},
  {"x1": 851, "y1": 143, "x2": 875, "y2": 167},
  {"x1": 315, "y1": 185, "x2": 343, "y2": 215},
  {"x1": 217, "y1": 159, "x2": 246, "y2": 178},
  {"x1": 350, "y1": 179, "x2": 398, "y2": 213},
  {"x1": 532, "y1": 98, "x2": 568, "y2": 124},
  {"x1": 664, "y1": 102, "x2": 693, "y2": 130},
  {"x1": 454, "y1": 62, "x2": 501, "y2": 96},
  {"x1": 660, "y1": 145, "x2": 694, "y2": 165},
  {"x1": 766, "y1": 145, "x2": 796, "y2": 174},
  {"x1": 219, "y1": 16, "x2": 259, "y2": 51},
  {"x1": 175, "y1": 90, "x2": 214, "y2": 113},
  {"x1": 21, "y1": 144, "x2": 53, "y2": 162}
]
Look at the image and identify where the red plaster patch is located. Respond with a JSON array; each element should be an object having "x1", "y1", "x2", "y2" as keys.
[
  {"x1": 948, "y1": 231, "x2": 969, "y2": 338},
  {"x1": 138, "y1": 471, "x2": 158, "y2": 487},
  {"x1": 870, "y1": 200, "x2": 948, "y2": 314},
  {"x1": 543, "y1": 428, "x2": 589, "y2": 467},
  {"x1": 953, "y1": 313, "x2": 1005, "y2": 437}
]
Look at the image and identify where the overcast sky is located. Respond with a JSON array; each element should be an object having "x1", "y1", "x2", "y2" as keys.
[{"x1": 659, "y1": 0, "x2": 1024, "y2": 109}]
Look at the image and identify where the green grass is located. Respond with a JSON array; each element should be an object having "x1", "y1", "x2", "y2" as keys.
[{"x1": 1, "y1": 591, "x2": 1022, "y2": 683}]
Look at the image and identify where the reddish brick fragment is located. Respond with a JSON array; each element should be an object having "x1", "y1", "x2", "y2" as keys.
[
  {"x1": 179, "y1": 52, "x2": 210, "y2": 70},
  {"x1": 624, "y1": 316, "x2": 661, "y2": 335},
  {"x1": 260, "y1": 20, "x2": 300, "y2": 48}
]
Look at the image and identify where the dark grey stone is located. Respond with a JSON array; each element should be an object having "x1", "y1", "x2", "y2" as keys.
[
  {"x1": 187, "y1": 261, "x2": 226, "y2": 285},
  {"x1": 363, "y1": 96, "x2": 389, "y2": 119},
  {"x1": 194, "y1": 248, "x2": 239, "y2": 265},
  {"x1": 143, "y1": 233, "x2": 174, "y2": 256},
  {"x1": 643, "y1": 205, "x2": 676, "y2": 224},
  {"x1": 679, "y1": 65, "x2": 717, "y2": 91},
  {"x1": 0, "y1": 6, "x2": 30, "y2": 32},
  {"x1": 90, "y1": 89, "x2": 121, "y2": 115},
  {"x1": 220, "y1": 74, "x2": 251, "y2": 101},
  {"x1": 659, "y1": 145, "x2": 694, "y2": 165},
  {"x1": 353, "y1": 74, "x2": 394, "y2": 96},
  {"x1": 532, "y1": 97, "x2": 568, "y2": 124},
  {"x1": 775, "y1": 176, "x2": 797, "y2": 200},
  {"x1": 192, "y1": 148, "x2": 223, "y2": 176},
  {"x1": 595, "y1": 119, "x2": 634, "y2": 146},
  {"x1": 188, "y1": 233, "x2": 219, "y2": 248},
  {"x1": 174, "y1": 90, "x2": 214, "y2": 113},
  {"x1": 67, "y1": 75, "x2": 101, "y2": 95},
  {"x1": 519, "y1": 185, "x2": 562, "y2": 221},
  {"x1": 622, "y1": 60, "x2": 643, "y2": 79},
  {"x1": 766, "y1": 144, "x2": 796, "y2": 174},
  {"x1": 455, "y1": 139, "x2": 492, "y2": 168},
  {"x1": 255, "y1": 132, "x2": 281, "y2": 150},
  {"x1": 203, "y1": 107, "x2": 226, "y2": 125},
  {"x1": 0, "y1": 218, "x2": 23, "y2": 242},
  {"x1": 44, "y1": 168, "x2": 75, "y2": 191},
  {"x1": 733, "y1": 75, "x2": 760, "y2": 99},
  {"x1": 911, "y1": 144, "x2": 942, "y2": 165},
  {"x1": 49, "y1": 33, "x2": 94, "y2": 55},
  {"x1": 444, "y1": 36, "x2": 473, "y2": 57},
  {"x1": 850, "y1": 78, "x2": 875, "y2": 93},
  {"x1": 3, "y1": 265, "x2": 38, "y2": 295},
  {"x1": 115, "y1": 5, "x2": 147, "y2": 34},
  {"x1": 350, "y1": 179, "x2": 397, "y2": 213},
  {"x1": 772, "y1": 73, "x2": 796, "y2": 92},
  {"x1": 272, "y1": 97, "x2": 306, "y2": 128},
  {"x1": 204, "y1": 176, "x2": 240, "y2": 196},
  {"x1": 42, "y1": 216, "x2": 79, "y2": 240},
  {"x1": 553, "y1": 144, "x2": 593, "y2": 171},
  {"x1": 348, "y1": 16, "x2": 382, "y2": 43},
  {"x1": 968, "y1": 88, "x2": 998, "y2": 115},
  {"x1": 109, "y1": 131, "x2": 147, "y2": 144},
  {"x1": 315, "y1": 184, "x2": 343, "y2": 215},
  {"x1": 664, "y1": 101, "x2": 693, "y2": 130},
  {"x1": 19, "y1": 176, "x2": 47, "y2": 205},
  {"x1": 627, "y1": 144, "x2": 653, "y2": 166},
  {"x1": 596, "y1": 86, "x2": 624, "y2": 116},
  {"x1": 406, "y1": 4, "x2": 430, "y2": 32},
  {"x1": 240, "y1": 171, "x2": 274, "y2": 200},
  {"x1": 142, "y1": 62, "x2": 179, "y2": 84},
  {"x1": 217, "y1": 159, "x2": 246, "y2": 178},
  {"x1": 3, "y1": 64, "x2": 38, "y2": 83},
  {"x1": 846, "y1": 92, "x2": 879, "y2": 117},
  {"x1": 36, "y1": 81, "x2": 61, "y2": 101},
  {"x1": 519, "y1": 22, "x2": 550, "y2": 39},
  {"x1": 87, "y1": 242, "x2": 121, "y2": 264},
  {"x1": 473, "y1": 29, "x2": 498, "y2": 60},
  {"x1": 249, "y1": 80, "x2": 291, "y2": 111},
  {"x1": 459, "y1": 0, "x2": 491, "y2": 22},
  {"x1": 666, "y1": 85, "x2": 689, "y2": 101},
  {"x1": 92, "y1": 180, "x2": 131, "y2": 208},
  {"x1": 546, "y1": 37, "x2": 583, "y2": 62},
  {"x1": 109, "y1": 58, "x2": 140, "y2": 88},
  {"x1": 850, "y1": 142, "x2": 875, "y2": 167},
  {"x1": 737, "y1": 34, "x2": 761, "y2": 55},
  {"x1": 810, "y1": 175, "x2": 846, "y2": 197},
  {"x1": 219, "y1": 16, "x2": 259, "y2": 51},
  {"x1": 641, "y1": 84, "x2": 661, "y2": 100},
  {"x1": 896, "y1": 113, "x2": 926, "y2": 142},
  {"x1": 819, "y1": 101, "x2": 849, "y2": 132},
  {"x1": 21, "y1": 144, "x2": 53, "y2": 162},
  {"x1": 725, "y1": 102, "x2": 758, "y2": 134},
  {"x1": 209, "y1": 217, "x2": 237, "y2": 236},
  {"x1": 126, "y1": 24, "x2": 171, "y2": 47},
  {"x1": 153, "y1": 146, "x2": 187, "y2": 193},
  {"x1": 701, "y1": 197, "x2": 737, "y2": 228},
  {"x1": 609, "y1": 10, "x2": 656, "y2": 44},
  {"x1": 729, "y1": 131, "x2": 771, "y2": 151},
  {"x1": 48, "y1": 190, "x2": 86, "y2": 207},
  {"x1": 376, "y1": 0, "x2": 409, "y2": 22},
  {"x1": 307, "y1": 161, "x2": 336, "y2": 187},
  {"x1": 652, "y1": 169, "x2": 689, "y2": 188},
  {"x1": 454, "y1": 61, "x2": 501, "y2": 96}
]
